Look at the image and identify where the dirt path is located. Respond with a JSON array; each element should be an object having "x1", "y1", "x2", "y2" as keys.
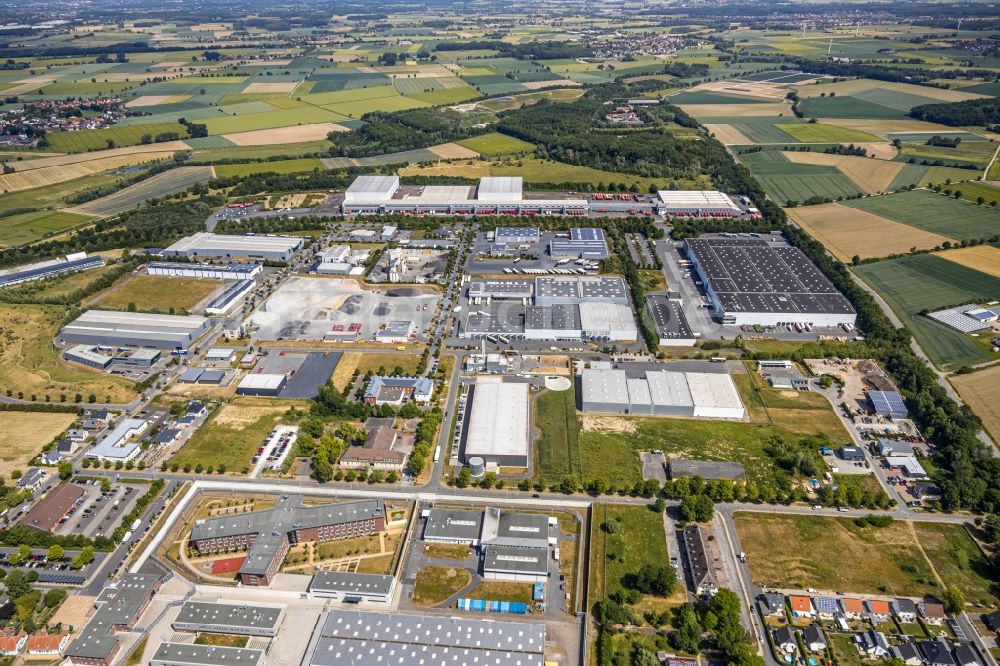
[{"x1": 907, "y1": 521, "x2": 945, "y2": 587}]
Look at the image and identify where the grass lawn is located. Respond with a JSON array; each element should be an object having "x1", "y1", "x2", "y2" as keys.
[
  {"x1": 827, "y1": 632, "x2": 864, "y2": 666},
  {"x1": 94, "y1": 275, "x2": 220, "y2": 312},
  {"x1": 456, "y1": 132, "x2": 534, "y2": 156},
  {"x1": 737, "y1": 370, "x2": 851, "y2": 440},
  {"x1": 533, "y1": 384, "x2": 581, "y2": 482},
  {"x1": 169, "y1": 401, "x2": 288, "y2": 473},
  {"x1": 734, "y1": 513, "x2": 941, "y2": 597},
  {"x1": 913, "y1": 522, "x2": 998, "y2": 606},
  {"x1": 0, "y1": 411, "x2": 76, "y2": 478},
  {"x1": 468, "y1": 581, "x2": 534, "y2": 603},
  {"x1": 412, "y1": 566, "x2": 471, "y2": 607},
  {"x1": 589, "y1": 504, "x2": 668, "y2": 605},
  {"x1": 194, "y1": 634, "x2": 249, "y2": 648},
  {"x1": 424, "y1": 543, "x2": 473, "y2": 560},
  {"x1": 0, "y1": 303, "x2": 135, "y2": 403},
  {"x1": 122, "y1": 636, "x2": 148, "y2": 666},
  {"x1": 329, "y1": 352, "x2": 420, "y2": 390},
  {"x1": 638, "y1": 269, "x2": 666, "y2": 293}
]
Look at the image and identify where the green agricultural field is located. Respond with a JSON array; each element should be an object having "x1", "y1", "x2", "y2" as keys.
[
  {"x1": 214, "y1": 158, "x2": 324, "y2": 177},
  {"x1": 844, "y1": 189, "x2": 1000, "y2": 241},
  {"x1": 900, "y1": 140, "x2": 997, "y2": 167},
  {"x1": 94, "y1": 275, "x2": 220, "y2": 312},
  {"x1": 456, "y1": 132, "x2": 534, "y2": 156},
  {"x1": 703, "y1": 118, "x2": 804, "y2": 144},
  {"x1": 0, "y1": 210, "x2": 93, "y2": 247},
  {"x1": 408, "y1": 86, "x2": 480, "y2": 106},
  {"x1": 797, "y1": 95, "x2": 907, "y2": 120},
  {"x1": 854, "y1": 254, "x2": 1000, "y2": 370},
  {"x1": 740, "y1": 150, "x2": 862, "y2": 203},
  {"x1": 778, "y1": 123, "x2": 882, "y2": 143},
  {"x1": 70, "y1": 166, "x2": 215, "y2": 218},
  {"x1": 201, "y1": 107, "x2": 345, "y2": 135},
  {"x1": 533, "y1": 385, "x2": 580, "y2": 483},
  {"x1": 189, "y1": 140, "x2": 330, "y2": 162},
  {"x1": 885, "y1": 164, "x2": 980, "y2": 191},
  {"x1": 46, "y1": 123, "x2": 189, "y2": 152}
]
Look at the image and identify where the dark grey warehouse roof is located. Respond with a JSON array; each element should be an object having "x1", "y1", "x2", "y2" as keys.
[
  {"x1": 151, "y1": 642, "x2": 265, "y2": 666},
  {"x1": 309, "y1": 571, "x2": 395, "y2": 596},
  {"x1": 483, "y1": 544, "x2": 549, "y2": 575},
  {"x1": 646, "y1": 294, "x2": 694, "y2": 340},
  {"x1": 423, "y1": 508, "x2": 483, "y2": 541},
  {"x1": 525, "y1": 304, "x2": 581, "y2": 330},
  {"x1": 174, "y1": 601, "x2": 284, "y2": 631},
  {"x1": 685, "y1": 237, "x2": 855, "y2": 316},
  {"x1": 303, "y1": 610, "x2": 545, "y2": 666}
]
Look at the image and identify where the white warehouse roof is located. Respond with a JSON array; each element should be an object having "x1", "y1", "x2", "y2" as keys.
[
  {"x1": 237, "y1": 374, "x2": 286, "y2": 391},
  {"x1": 478, "y1": 176, "x2": 523, "y2": 201},
  {"x1": 344, "y1": 175, "x2": 399, "y2": 202},
  {"x1": 658, "y1": 190, "x2": 740, "y2": 211},
  {"x1": 164, "y1": 232, "x2": 303, "y2": 255},
  {"x1": 685, "y1": 372, "x2": 745, "y2": 418},
  {"x1": 465, "y1": 381, "x2": 529, "y2": 461}
]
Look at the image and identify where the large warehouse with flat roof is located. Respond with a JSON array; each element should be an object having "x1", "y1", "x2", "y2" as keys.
[
  {"x1": 549, "y1": 227, "x2": 609, "y2": 259},
  {"x1": 163, "y1": 232, "x2": 303, "y2": 261},
  {"x1": 60, "y1": 310, "x2": 210, "y2": 349},
  {"x1": 0, "y1": 255, "x2": 103, "y2": 289},
  {"x1": 462, "y1": 381, "x2": 530, "y2": 467},
  {"x1": 684, "y1": 236, "x2": 856, "y2": 327},
  {"x1": 646, "y1": 294, "x2": 696, "y2": 346},
  {"x1": 302, "y1": 610, "x2": 545, "y2": 666},
  {"x1": 581, "y1": 368, "x2": 745, "y2": 419}
]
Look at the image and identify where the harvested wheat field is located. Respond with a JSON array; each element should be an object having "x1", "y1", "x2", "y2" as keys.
[
  {"x1": 125, "y1": 94, "x2": 192, "y2": 107},
  {"x1": 522, "y1": 79, "x2": 581, "y2": 90},
  {"x1": 243, "y1": 81, "x2": 299, "y2": 94},
  {"x1": 427, "y1": 143, "x2": 479, "y2": 159},
  {"x1": 794, "y1": 79, "x2": 981, "y2": 101},
  {"x1": 223, "y1": 122, "x2": 347, "y2": 145},
  {"x1": 783, "y1": 152, "x2": 903, "y2": 193},
  {"x1": 705, "y1": 124, "x2": 753, "y2": 145},
  {"x1": 400, "y1": 160, "x2": 491, "y2": 179},
  {"x1": 936, "y1": 245, "x2": 1000, "y2": 279},
  {"x1": 12, "y1": 141, "x2": 190, "y2": 171},
  {"x1": 690, "y1": 79, "x2": 793, "y2": 100},
  {"x1": 678, "y1": 102, "x2": 792, "y2": 117},
  {"x1": 786, "y1": 203, "x2": 954, "y2": 262},
  {"x1": 852, "y1": 142, "x2": 898, "y2": 161},
  {"x1": 3, "y1": 76, "x2": 57, "y2": 96},
  {"x1": 951, "y1": 366, "x2": 1000, "y2": 443},
  {"x1": 0, "y1": 152, "x2": 175, "y2": 192},
  {"x1": 0, "y1": 411, "x2": 77, "y2": 478},
  {"x1": 818, "y1": 118, "x2": 957, "y2": 138}
]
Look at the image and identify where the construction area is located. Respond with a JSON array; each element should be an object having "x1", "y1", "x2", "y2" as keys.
[{"x1": 248, "y1": 276, "x2": 439, "y2": 342}]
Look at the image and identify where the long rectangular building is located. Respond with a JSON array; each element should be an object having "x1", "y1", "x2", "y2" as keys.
[
  {"x1": 308, "y1": 572, "x2": 395, "y2": 603},
  {"x1": 172, "y1": 601, "x2": 284, "y2": 637},
  {"x1": 60, "y1": 310, "x2": 210, "y2": 349},
  {"x1": 657, "y1": 190, "x2": 742, "y2": 217},
  {"x1": 685, "y1": 237, "x2": 856, "y2": 327},
  {"x1": 646, "y1": 294, "x2": 696, "y2": 346},
  {"x1": 581, "y1": 368, "x2": 745, "y2": 419},
  {"x1": 549, "y1": 227, "x2": 609, "y2": 259},
  {"x1": 65, "y1": 574, "x2": 162, "y2": 666},
  {"x1": 86, "y1": 418, "x2": 148, "y2": 462},
  {"x1": 150, "y1": 643, "x2": 265, "y2": 666},
  {"x1": 163, "y1": 232, "x2": 303, "y2": 261},
  {"x1": 146, "y1": 262, "x2": 262, "y2": 280},
  {"x1": 0, "y1": 255, "x2": 103, "y2": 289},
  {"x1": 463, "y1": 382, "x2": 530, "y2": 467},
  {"x1": 205, "y1": 279, "x2": 255, "y2": 316},
  {"x1": 189, "y1": 496, "x2": 385, "y2": 586},
  {"x1": 301, "y1": 610, "x2": 545, "y2": 666}
]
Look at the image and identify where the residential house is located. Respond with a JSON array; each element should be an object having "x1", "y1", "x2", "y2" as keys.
[
  {"x1": 41, "y1": 450, "x2": 62, "y2": 465},
  {"x1": 892, "y1": 640, "x2": 923, "y2": 666},
  {"x1": 802, "y1": 625, "x2": 827, "y2": 653},
  {"x1": 983, "y1": 610, "x2": 1000, "y2": 633},
  {"x1": 840, "y1": 597, "x2": 864, "y2": 619},
  {"x1": 788, "y1": 595, "x2": 813, "y2": 618},
  {"x1": 919, "y1": 639, "x2": 955, "y2": 666},
  {"x1": 67, "y1": 428, "x2": 89, "y2": 441},
  {"x1": 82, "y1": 409, "x2": 110, "y2": 429},
  {"x1": 57, "y1": 439, "x2": 79, "y2": 456},
  {"x1": 953, "y1": 644, "x2": 983, "y2": 666},
  {"x1": 857, "y1": 630, "x2": 890, "y2": 659},
  {"x1": 866, "y1": 598, "x2": 891, "y2": 622},
  {"x1": 17, "y1": 468, "x2": 47, "y2": 491},
  {"x1": 913, "y1": 483, "x2": 943, "y2": 501},
  {"x1": 773, "y1": 626, "x2": 797, "y2": 655},
  {"x1": 892, "y1": 598, "x2": 917, "y2": 623},
  {"x1": 758, "y1": 593, "x2": 785, "y2": 617},
  {"x1": 920, "y1": 601, "x2": 947, "y2": 625},
  {"x1": 26, "y1": 631, "x2": 68, "y2": 656},
  {"x1": 0, "y1": 631, "x2": 26, "y2": 656},
  {"x1": 185, "y1": 401, "x2": 207, "y2": 418},
  {"x1": 813, "y1": 596, "x2": 839, "y2": 620}
]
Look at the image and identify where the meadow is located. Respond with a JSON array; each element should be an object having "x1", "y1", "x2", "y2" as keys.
[
  {"x1": 68, "y1": 166, "x2": 216, "y2": 218},
  {"x1": 844, "y1": 190, "x2": 1000, "y2": 241},
  {"x1": 854, "y1": 254, "x2": 1000, "y2": 370},
  {"x1": 777, "y1": 123, "x2": 882, "y2": 143},
  {"x1": 455, "y1": 132, "x2": 534, "y2": 156},
  {"x1": 0, "y1": 210, "x2": 94, "y2": 247},
  {"x1": 0, "y1": 411, "x2": 77, "y2": 478},
  {"x1": 169, "y1": 401, "x2": 289, "y2": 473},
  {"x1": 94, "y1": 275, "x2": 220, "y2": 312},
  {"x1": 533, "y1": 384, "x2": 581, "y2": 483}
]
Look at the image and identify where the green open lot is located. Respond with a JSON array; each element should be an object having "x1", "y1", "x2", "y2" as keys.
[
  {"x1": 913, "y1": 522, "x2": 996, "y2": 605},
  {"x1": 844, "y1": 190, "x2": 1000, "y2": 242},
  {"x1": 854, "y1": 254, "x2": 1000, "y2": 371},
  {"x1": 201, "y1": 107, "x2": 345, "y2": 134},
  {"x1": 900, "y1": 140, "x2": 997, "y2": 167},
  {"x1": 412, "y1": 566, "x2": 471, "y2": 607},
  {"x1": 94, "y1": 275, "x2": 220, "y2": 313},
  {"x1": 169, "y1": 402, "x2": 289, "y2": 473},
  {"x1": 214, "y1": 158, "x2": 324, "y2": 177},
  {"x1": 70, "y1": 166, "x2": 215, "y2": 218},
  {"x1": 589, "y1": 503, "x2": 669, "y2": 605},
  {"x1": 0, "y1": 210, "x2": 93, "y2": 247},
  {"x1": 945, "y1": 181, "x2": 1000, "y2": 206},
  {"x1": 455, "y1": 132, "x2": 534, "y2": 156},
  {"x1": 46, "y1": 123, "x2": 188, "y2": 152},
  {"x1": 740, "y1": 150, "x2": 862, "y2": 204},
  {"x1": 533, "y1": 384, "x2": 581, "y2": 483}
]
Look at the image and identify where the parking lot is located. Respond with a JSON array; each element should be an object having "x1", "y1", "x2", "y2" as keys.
[
  {"x1": 251, "y1": 425, "x2": 298, "y2": 477},
  {"x1": 56, "y1": 480, "x2": 145, "y2": 539}
]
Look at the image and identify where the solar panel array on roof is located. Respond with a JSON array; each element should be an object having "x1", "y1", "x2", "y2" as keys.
[
  {"x1": 685, "y1": 237, "x2": 855, "y2": 325},
  {"x1": 869, "y1": 390, "x2": 908, "y2": 417}
]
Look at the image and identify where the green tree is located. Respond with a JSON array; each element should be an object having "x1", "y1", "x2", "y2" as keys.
[
  {"x1": 670, "y1": 603, "x2": 702, "y2": 653},
  {"x1": 100, "y1": 478, "x2": 111, "y2": 493},
  {"x1": 943, "y1": 584, "x2": 965, "y2": 614},
  {"x1": 679, "y1": 493, "x2": 714, "y2": 523},
  {"x1": 57, "y1": 461, "x2": 72, "y2": 480},
  {"x1": 47, "y1": 544, "x2": 64, "y2": 561}
]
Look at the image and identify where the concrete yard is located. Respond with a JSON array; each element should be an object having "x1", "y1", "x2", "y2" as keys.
[{"x1": 250, "y1": 276, "x2": 440, "y2": 342}]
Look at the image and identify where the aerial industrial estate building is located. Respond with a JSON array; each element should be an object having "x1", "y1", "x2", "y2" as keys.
[
  {"x1": 0, "y1": 254, "x2": 103, "y2": 289},
  {"x1": 308, "y1": 572, "x2": 396, "y2": 603},
  {"x1": 65, "y1": 573, "x2": 162, "y2": 666},
  {"x1": 658, "y1": 190, "x2": 742, "y2": 217},
  {"x1": 548, "y1": 227, "x2": 610, "y2": 259},
  {"x1": 172, "y1": 601, "x2": 284, "y2": 637},
  {"x1": 60, "y1": 310, "x2": 210, "y2": 349},
  {"x1": 646, "y1": 294, "x2": 696, "y2": 346},
  {"x1": 64, "y1": 345, "x2": 161, "y2": 370},
  {"x1": 205, "y1": 279, "x2": 255, "y2": 316},
  {"x1": 462, "y1": 381, "x2": 530, "y2": 468},
  {"x1": 146, "y1": 262, "x2": 262, "y2": 280},
  {"x1": 684, "y1": 237, "x2": 856, "y2": 327},
  {"x1": 302, "y1": 610, "x2": 546, "y2": 666},
  {"x1": 581, "y1": 368, "x2": 746, "y2": 419},
  {"x1": 163, "y1": 232, "x2": 304, "y2": 261},
  {"x1": 189, "y1": 496, "x2": 385, "y2": 586},
  {"x1": 462, "y1": 275, "x2": 638, "y2": 342},
  {"x1": 149, "y1": 643, "x2": 265, "y2": 666},
  {"x1": 86, "y1": 418, "x2": 149, "y2": 462}
]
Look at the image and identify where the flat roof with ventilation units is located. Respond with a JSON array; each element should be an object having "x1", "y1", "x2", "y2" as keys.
[
  {"x1": 309, "y1": 572, "x2": 395, "y2": 602},
  {"x1": 549, "y1": 227, "x2": 610, "y2": 259},
  {"x1": 163, "y1": 232, "x2": 303, "y2": 261},
  {"x1": 173, "y1": 601, "x2": 285, "y2": 637},
  {"x1": 462, "y1": 381, "x2": 530, "y2": 467},
  {"x1": 646, "y1": 294, "x2": 696, "y2": 346},
  {"x1": 60, "y1": 310, "x2": 210, "y2": 349},
  {"x1": 236, "y1": 373, "x2": 286, "y2": 396},
  {"x1": 658, "y1": 190, "x2": 742, "y2": 215},
  {"x1": 150, "y1": 643, "x2": 265, "y2": 666}
]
